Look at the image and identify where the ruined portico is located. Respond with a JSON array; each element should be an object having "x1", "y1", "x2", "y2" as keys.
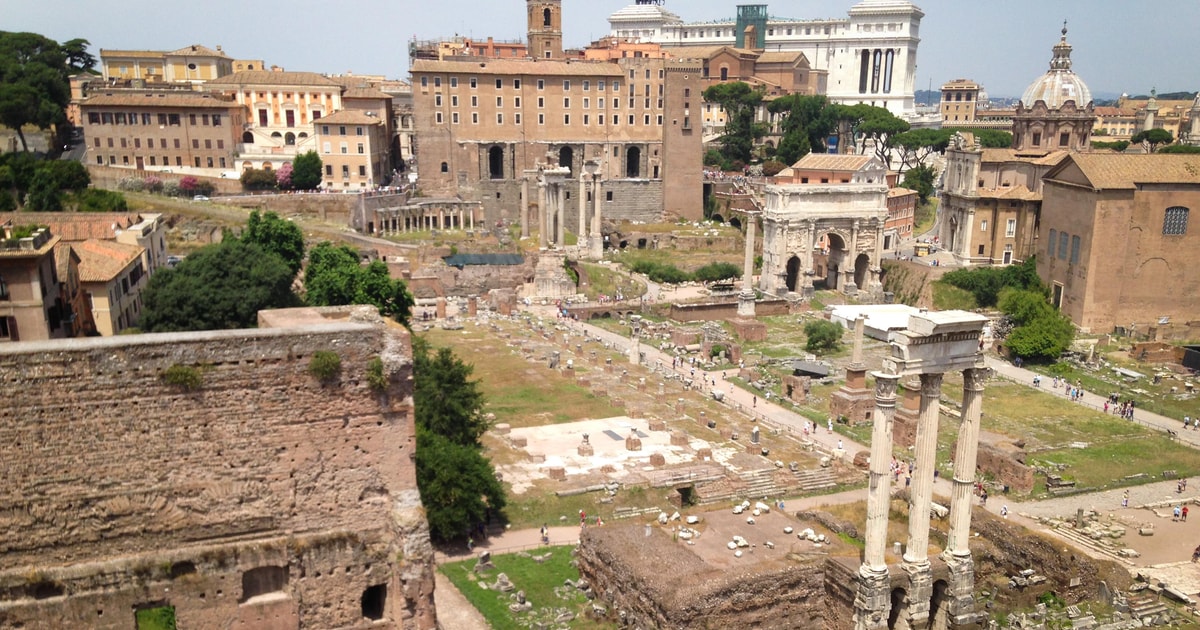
[{"x1": 853, "y1": 310, "x2": 988, "y2": 630}]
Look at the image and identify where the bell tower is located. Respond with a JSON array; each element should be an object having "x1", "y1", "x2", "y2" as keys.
[{"x1": 527, "y1": 0, "x2": 563, "y2": 59}]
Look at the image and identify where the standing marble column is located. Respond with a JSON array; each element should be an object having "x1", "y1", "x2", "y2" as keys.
[
  {"x1": 900, "y1": 371, "x2": 942, "y2": 630},
  {"x1": 845, "y1": 219, "x2": 860, "y2": 292},
  {"x1": 538, "y1": 181, "x2": 548, "y2": 248},
  {"x1": 947, "y1": 367, "x2": 986, "y2": 556},
  {"x1": 578, "y1": 174, "x2": 588, "y2": 248},
  {"x1": 521, "y1": 177, "x2": 530, "y2": 238},
  {"x1": 556, "y1": 185, "x2": 566, "y2": 246},
  {"x1": 854, "y1": 372, "x2": 901, "y2": 630},
  {"x1": 905, "y1": 372, "x2": 942, "y2": 564},
  {"x1": 590, "y1": 177, "x2": 603, "y2": 259},
  {"x1": 737, "y1": 213, "x2": 758, "y2": 317}
]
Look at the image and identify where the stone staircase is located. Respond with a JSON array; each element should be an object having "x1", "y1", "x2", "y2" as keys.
[
  {"x1": 1046, "y1": 524, "x2": 1136, "y2": 567},
  {"x1": 1127, "y1": 591, "x2": 1169, "y2": 621},
  {"x1": 792, "y1": 467, "x2": 838, "y2": 493}
]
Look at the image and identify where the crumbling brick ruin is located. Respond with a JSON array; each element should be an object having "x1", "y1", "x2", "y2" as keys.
[{"x1": 0, "y1": 306, "x2": 436, "y2": 629}]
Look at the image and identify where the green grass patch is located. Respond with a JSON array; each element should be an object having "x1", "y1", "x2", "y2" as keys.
[
  {"x1": 1033, "y1": 435, "x2": 1200, "y2": 492},
  {"x1": 439, "y1": 546, "x2": 609, "y2": 630},
  {"x1": 931, "y1": 282, "x2": 977, "y2": 310},
  {"x1": 135, "y1": 606, "x2": 177, "y2": 630},
  {"x1": 914, "y1": 198, "x2": 938, "y2": 236}
]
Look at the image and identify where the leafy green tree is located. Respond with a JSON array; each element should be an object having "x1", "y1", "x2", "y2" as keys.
[
  {"x1": 894, "y1": 128, "x2": 950, "y2": 171},
  {"x1": 304, "y1": 242, "x2": 414, "y2": 324},
  {"x1": 1003, "y1": 302, "x2": 1075, "y2": 363},
  {"x1": 37, "y1": 159, "x2": 89, "y2": 192},
  {"x1": 942, "y1": 127, "x2": 1012, "y2": 149},
  {"x1": 767, "y1": 94, "x2": 838, "y2": 164},
  {"x1": 1132, "y1": 128, "x2": 1173, "y2": 153},
  {"x1": 24, "y1": 168, "x2": 61, "y2": 210},
  {"x1": 413, "y1": 336, "x2": 505, "y2": 542},
  {"x1": 60, "y1": 38, "x2": 95, "y2": 73},
  {"x1": 1160, "y1": 144, "x2": 1200, "y2": 154},
  {"x1": 703, "y1": 82, "x2": 766, "y2": 165},
  {"x1": 857, "y1": 106, "x2": 910, "y2": 166},
  {"x1": 0, "y1": 32, "x2": 72, "y2": 152},
  {"x1": 240, "y1": 167, "x2": 276, "y2": 191},
  {"x1": 291, "y1": 151, "x2": 323, "y2": 190},
  {"x1": 242, "y1": 210, "x2": 304, "y2": 275},
  {"x1": 75, "y1": 188, "x2": 127, "y2": 212},
  {"x1": 901, "y1": 164, "x2": 936, "y2": 205},
  {"x1": 693, "y1": 262, "x2": 741, "y2": 282},
  {"x1": 804, "y1": 319, "x2": 844, "y2": 353},
  {"x1": 139, "y1": 240, "x2": 300, "y2": 332}
]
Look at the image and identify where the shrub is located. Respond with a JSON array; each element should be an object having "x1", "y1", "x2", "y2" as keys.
[
  {"x1": 694, "y1": 262, "x2": 740, "y2": 283},
  {"x1": 241, "y1": 168, "x2": 277, "y2": 191},
  {"x1": 308, "y1": 351, "x2": 342, "y2": 383},
  {"x1": 629, "y1": 260, "x2": 692, "y2": 284},
  {"x1": 162, "y1": 365, "x2": 202, "y2": 391},
  {"x1": 710, "y1": 344, "x2": 725, "y2": 358},
  {"x1": 76, "y1": 189, "x2": 128, "y2": 212},
  {"x1": 804, "y1": 319, "x2": 844, "y2": 354},
  {"x1": 367, "y1": 356, "x2": 387, "y2": 392},
  {"x1": 143, "y1": 175, "x2": 163, "y2": 193},
  {"x1": 761, "y1": 159, "x2": 788, "y2": 177},
  {"x1": 178, "y1": 176, "x2": 200, "y2": 194},
  {"x1": 162, "y1": 180, "x2": 181, "y2": 197},
  {"x1": 118, "y1": 177, "x2": 145, "y2": 192}
]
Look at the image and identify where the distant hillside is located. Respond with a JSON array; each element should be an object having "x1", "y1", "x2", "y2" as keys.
[
  {"x1": 915, "y1": 89, "x2": 938, "y2": 106},
  {"x1": 1127, "y1": 91, "x2": 1197, "y2": 101}
]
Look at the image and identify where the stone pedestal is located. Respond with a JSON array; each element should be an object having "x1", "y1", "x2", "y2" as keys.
[
  {"x1": 649, "y1": 452, "x2": 666, "y2": 466},
  {"x1": 669, "y1": 431, "x2": 688, "y2": 446},
  {"x1": 942, "y1": 554, "x2": 981, "y2": 629},
  {"x1": 578, "y1": 444, "x2": 594, "y2": 457},
  {"x1": 648, "y1": 418, "x2": 667, "y2": 431},
  {"x1": 467, "y1": 295, "x2": 478, "y2": 317},
  {"x1": 737, "y1": 291, "x2": 757, "y2": 317},
  {"x1": 899, "y1": 561, "x2": 933, "y2": 630},
  {"x1": 625, "y1": 435, "x2": 643, "y2": 451},
  {"x1": 852, "y1": 566, "x2": 892, "y2": 630},
  {"x1": 435, "y1": 297, "x2": 447, "y2": 319},
  {"x1": 548, "y1": 466, "x2": 567, "y2": 481}
]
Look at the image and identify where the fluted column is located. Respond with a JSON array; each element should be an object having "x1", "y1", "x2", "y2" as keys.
[
  {"x1": 538, "y1": 181, "x2": 548, "y2": 248},
  {"x1": 905, "y1": 372, "x2": 942, "y2": 565},
  {"x1": 946, "y1": 367, "x2": 986, "y2": 557},
  {"x1": 521, "y1": 177, "x2": 530, "y2": 238},
  {"x1": 556, "y1": 185, "x2": 566, "y2": 246},
  {"x1": 863, "y1": 372, "x2": 900, "y2": 570}
]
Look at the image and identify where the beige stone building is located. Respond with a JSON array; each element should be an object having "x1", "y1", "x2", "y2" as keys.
[
  {"x1": 80, "y1": 92, "x2": 244, "y2": 171},
  {"x1": 938, "y1": 26, "x2": 1091, "y2": 266},
  {"x1": 100, "y1": 44, "x2": 234, "y2": 84},
  {"x1": 940, "y1": 79, "x2": 980, "y2": 125},
  {"x1": 1039, "y1": 153, "x2": 1200, "y2": 334},
  {"x1": 316, "y1": 110, "x2": 391, "y2": 190},
  {"x1": 0, "y1": 228, "x2": 69, "y2": 342},
  {"x1": 410, "y1": 0, "x2": 703, "y2": 225},
  {"x1": 75, "y1": 239, "x2": 149, "y2": 336}
]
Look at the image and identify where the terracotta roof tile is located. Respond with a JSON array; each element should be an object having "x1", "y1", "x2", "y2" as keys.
[
  {"x1": 316, "y1": 110, "x2": 386, "y2": 125},
  {"x1": 81, "y1": 93, "x2": 238, "y2": 109},
  {"x1": 1052, "y1": 153, "x2": 1200, "y2": 190},
  {"x1": 343, "y1": 87, "x2": 391, "y2": 99},
  {"x1": 73, "y1": 240, "x2": 144, "y2": 284},
  {"x1": 410, "y1": 58, "x2": 623, "y2": 77},
  {"x1": 0, "y1": 213, "x2": 140, "y2": 242},
  {"x1": 204, "y1": 70, "x2": 341, "y2": 87},
  {"x1": 756, "y1": 51, "x2": 807, "y2": 64},
  {"x1": 791, "y1": 154, "x2": 873, "y2": 171},
  {"x1": 978, "y1": 185, "x2": 1040, "y2": 201},
  {"x1": 980, "y1": 148, "x2": 1069, "y2": 166}
]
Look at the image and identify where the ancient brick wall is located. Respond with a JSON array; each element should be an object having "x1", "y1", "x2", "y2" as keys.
[
  {"x1": 669, "y1": 299, "x2": 791, "y2": 322},
  {"x1": 0, "y1": 308, "x2": 435, "y2": 629}
]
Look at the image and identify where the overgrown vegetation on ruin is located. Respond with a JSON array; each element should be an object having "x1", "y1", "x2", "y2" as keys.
[
  {"x1": 161, "y1": 365, "x2": 203, "y2": 391},
  {"x1": 440, "y1": 545, "x2": 607, "y2": 630},
  {"x1": 307, "y1": 351, "x2": 342, "y2": 383},
  {"x1": 366, "y1": 356, "x2": 387, "y2": 392}
]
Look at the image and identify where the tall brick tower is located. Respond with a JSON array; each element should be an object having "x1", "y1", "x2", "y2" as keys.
[{"x1": 528, "y1": 0, "x2": 563, "y2": 59}]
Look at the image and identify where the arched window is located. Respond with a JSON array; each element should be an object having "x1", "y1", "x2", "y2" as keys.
[
  {"x1": 297, "y1": 132, "x2": 308, "y2": 139},
  {"x1": 543, "y1": 7, "x2": 551, "y2": 27},
  {"x1": 1164, "y1": 206, "x2": 1189, "y2": 235},
  {"x1": 858, "y1": 49, "x2": 870, "y2": 94},
  {"x1": 558, "y1": 146, "x2": 574, "y2": 174},
  {"x1": 242, "y1": 131, "x2": 254, "y2": 144},
  {"x1": 262, "y1": 162, "x2": 273, "y2": 171},
  {"x1": 440, "y1": 161, "x2": 449, "y2": 173},
  {"x1": 488, "y1": 146, "x2": 504, "y2": 179},
  {"x1": 1047, "y1": 229, "x2": 1057, "y2": 258},
  {"x1": 284, "y1": 132, "x2": 296, "y2": 145},
  {"x1": 625, "y1": 146, "x2": 641, "y2": 178},
  {"x1": 871, "y1": 49, "x2": 882, "y2": 93}
]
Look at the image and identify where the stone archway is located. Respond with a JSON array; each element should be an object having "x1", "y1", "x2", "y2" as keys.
[
  {"x1": 822, "y1": 232, "x2": 848, "y2": 291},
  {"x1": 929, "y1": 580, "x2": 951, "y2": 630},
  {"x1": 854, "y1": 253, "x2": 871, "y2": 290},
  {"x1": 785, "y1": 255, "x2": 801, "y2": 293},
  {"x1": 888, "y1": 587, "x2": 912, "y2": 630}
]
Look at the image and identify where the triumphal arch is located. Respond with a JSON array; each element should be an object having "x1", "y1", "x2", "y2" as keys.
[{"x1": 758, "y1": 154, "x2": 889, "y2": 301}]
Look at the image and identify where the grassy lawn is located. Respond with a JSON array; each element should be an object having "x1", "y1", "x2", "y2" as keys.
[
  {"x1": 931, "y1": 282, "x2": 977, "y2": 310},
  {"x1": 914, "y1": 198, "x2": 938, "y2": 236},
  {"x1": 577, "y1": 262, "x2": 647, "y2": 301},
  {"x1": 837, "y1": 375, "x2": 1200, "y2": 497},
  {"x1": 440, "y1": 545, "x2": 612, "y2": 630},
  {"x1": 1026, "y1": 356, "x2": 1199, "y2": 423},
  {"x1": 421, "y1": 326, "x2": 625, "y2": 427}
]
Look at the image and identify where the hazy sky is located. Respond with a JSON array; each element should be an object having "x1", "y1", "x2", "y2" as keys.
[{"x1": 5, "y1": 0, "x2": 1198, "y2": 99}]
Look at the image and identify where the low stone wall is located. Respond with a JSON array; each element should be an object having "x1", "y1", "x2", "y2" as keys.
[
  {"x1": 959, "y1": 440, "x2": 1035, "y2": 494},
  {"x1": 219, "y1": 193, "x2": 358, "y2": 224},
  {"x1": 669, "y1": 299, "x2": 790, "y2": 322},
  {"x1": 87, "y1": 164, "x2": 243, "y2": 195}
]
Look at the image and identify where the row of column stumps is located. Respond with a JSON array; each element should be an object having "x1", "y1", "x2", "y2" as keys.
[
  {"x1": 855, "y1": 366, "x2": 986, "y2": 630},
  {"x1": 519, "y1": 163, "x2": 603, "y2": 258}
]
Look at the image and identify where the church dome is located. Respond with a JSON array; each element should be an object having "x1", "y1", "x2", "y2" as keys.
[{"x1": 1021, "y1": 24, "x2": 1092, "y2": 109}]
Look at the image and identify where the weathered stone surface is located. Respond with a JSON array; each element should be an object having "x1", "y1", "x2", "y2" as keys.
[{"x1": 0, "y1": 306, "x2": 436, "y2": 629}]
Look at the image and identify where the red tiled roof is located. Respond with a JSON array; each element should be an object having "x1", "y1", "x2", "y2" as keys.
[{"x1": 73, "y1": 240, "x2": 144, "y2": 283}]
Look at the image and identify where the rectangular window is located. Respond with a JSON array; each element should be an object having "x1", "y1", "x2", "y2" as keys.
[
  {"x1": 514, "y1": 79, "x2": 521, "y2": 89},
  {"x1": 189, "y1": 114, "x2": 197, "y2": 125},
  {"x1": 471, "y1": 95, "x2": 478, "y2": 107},
  {"x1": 613, "y1": 82, "x2": 620, "y2": 92},
  {"x1": 496, "y1": 96, "x2": 503, "y2": 107},
  {"x1": 515, "y1": 113, "x2": 521, "y2": 124},
  {"x1": 1047, "y1": 229, "x2": 1057, "y2": 257},
  {"x1": 538, "y1": 113, "x2": 545, "y2": 125},
  {"x1": 583, "y1": 98, "x2": 589, "y2": 109},
  {"x1": 598, "y1": 81, "x2": 606, "y2": 91},
  {"x1": 357, "y1": 143, "x2": 364, "y2": 154},
  {"x1": 564, "y1": 114, "x2": 570, "y2": 125},
  {"x1": 563, "y1": 97, "x2": 570, "y2": 108},
  {"x1": 143, "y1": 113, "x2": 153, "y2": 125},
  {"x1": 1058, "y1": 232, "x2": 1069, "y2": 260},
  {"x1": 451, "y1": 95, "x2": 458, "y2": 106},
  {"x1": 1069, "y1": 235, "x2": 1081, "y2": 264},
  {"x1": 420, "y1": 76, "x2": 428, "y2": 87},
  {"x1": 564, "y1": 80, "x2": 571, "y2": 90},
  {"x1": 434, "y1": 77, "x2": 441, "y2": 87},
  {"x1": 450, "y1": 77, "x2": 458, "y2": 87},
  {"x1": 1005, "y1": 218, "x2": 1017, "y2": 237},
  {"x1": 583, "y1": 114, "x2": 589, "y2": 125},
  {"x1": 496, "y1": 79, "x2": 503, "y2": 89},
  {"x1": 436, "y1": 112, "x2": 443, "y2": 123},
  {"x1": 1164, "y1": 206, "x2": 1189, "y2": 235},
  {"x1": 613, "y1": 115, "x2": 619, "y2": 125},
  {"x1": 359, "y1": 165, "x2": 367, "y2": 177},
  {"x1": 514, "y1": 96, "x2": 521, "y2": 107},
  {"x1": 340, "y1": 142, "x2": 348, "y2": 154},
  {"x1": 452, "y1": 112, "x2": 459, "y2": 124},
  {"x1": 538, "y1": 97, "x2": 544, "y2": 108},
  {"x1": 220, "y1": 157, "x2": 226, "y2": 168},
  {"x1": 326, "y1": 164, "x2": 333, "y2": 175},
  {"x1": 470, "y1": 77, "x2": 477, "y2": 88},
  {"x1": 472, "y1": 112, "x2": 479, "y2": 124},
  {"x1": 168, "y1": 114, "x2": 180, "y2": 126},
  {"x1": 323, "y1": 141, "x2": 331, "y2": 153},
  {"x1": 497, "y1": 113, "x2": 503, "y2": 124},
  {"x1": 537, "y1": 79, "x2": 544, "y2": 90},
  {"x1": 134, "y1": 138, "x2": 141, "y2": 149},
  {"x1": 583, "y1": 81, "x2": 590, "y2": 91},
  {"x1": 204, "y1": 139, "x2": 212, "y2": 149},
  {"x1": 980, "y1": 220, "x2": 987, "y2": 232},
  {"x1": 173, "y1": 139, "x2": 180, "y2": 149},
  {"x1": 435, "y1": 95, "x2": 442, "y2": 106},
  {"x1": 339, "y1": 126, "x2": 346, "y2": 135},
  {"x1": 342, "y1": 165, "x2": 350, "y2": 178}
]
